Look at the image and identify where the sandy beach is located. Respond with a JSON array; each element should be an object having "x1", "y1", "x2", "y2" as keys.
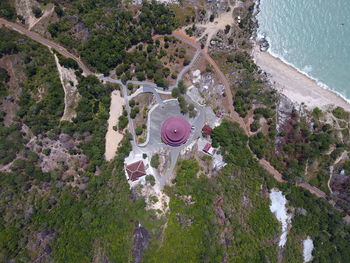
[
  {"x1": 253, "y1": 46, "x2": 350, "y2": 112},
  {"x1": 105, "y1": 90, "x2": 124, "y2": 161}
]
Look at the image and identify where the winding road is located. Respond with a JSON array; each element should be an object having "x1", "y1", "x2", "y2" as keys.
[
  {"x1": 0, "y1": 17, "x2": 340, "y2": 200},
  {"x1": 0, "y1": 18, "x2": 93, "y2": 76}
]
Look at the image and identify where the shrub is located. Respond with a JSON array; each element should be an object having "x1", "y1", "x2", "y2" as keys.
[
  {"x1": 0, "y1": 2, "x2": 15, "y2": 19},
  {"x1": 0, "y1": 67, "x2": 9, "y2": 82},
  {"x1": 178, "y1": 80, "x2": 187, "y2": 94},
  {"x1": 130, "y1": 107, "x2": 139, "y2": 119},
  {"x1": 32, "y1": 7, "x2": 42, "y2": 18},
  {"x1": 129, "y1": 99, "x2": 136, "y2": 108},
  {"x1": 42, "y1": 148, "x2": 51, "y2": 156},
  {"x1": 332, "y1": 107, "x2": 349, "y2": 120},
  {"x1": 171, "y1": 88, "x2": 179, "y2": 98},
  {"x1": 224, "y1": 24, "x2": 231, "y2": 34},
  {"x1": 146, "y1": 175, "x2": 156, "y2": 186},
  {"x1": 250, "y1": 120, "x2": 261, "y2": 132},
  {"x1": 127, "y1": 83, "x2": 134, "y2": 91},
  {"x1": 150, "y1": 154, "x2": 160, "y2": 169},
  {"x1": 118, "y1": 115, "x2": 128, "y2": 130},
  {"x1": 54, "y1": 5, "x2": 64, "y2": 17},
  {"x1": 209, "y1": 14, "x2": 215, "y2": 22},
  {"x1": 135, "y1": 126, "x2": 143, "y2": 136}
]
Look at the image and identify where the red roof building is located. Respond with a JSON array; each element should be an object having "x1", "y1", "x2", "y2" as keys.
[
  {"x1": 161, "y1": 116, "x2": 191, "y2": 147},
  {"x1": 126, "y1": 161, "x2": 146, "y2": 181},
  {"x1": 203, "y1": 143, "x2": 215, "y2": 155},
  {"x1": 202, "y1": 125, "x2": 213, "y2": 137}
]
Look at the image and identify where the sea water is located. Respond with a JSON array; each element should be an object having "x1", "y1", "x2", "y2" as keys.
[{"x1": 257, "y1": 0, "x2": 350, "y2": 100}]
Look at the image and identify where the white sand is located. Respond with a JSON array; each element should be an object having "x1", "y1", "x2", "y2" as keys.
[
  {"x1": 303, "y1": 236, "x2": 314, "y2": 262},
  {"x1": 105, "y1": 90, "x2": 124, "y2": 161},
  {"x1": 253, "y1": 46, "x2": 350, "y2": 111},
  {"x1": 269, "y1": 189, "x2": 292, "y2": 247}
]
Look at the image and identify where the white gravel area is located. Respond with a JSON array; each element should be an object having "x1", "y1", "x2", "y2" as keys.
[
  {"x1": 269, "y1": 189, "x2": 292, "y2": 247},
  {"x1": 303, "y1": 236, "x2": 314, "y2": 262}
]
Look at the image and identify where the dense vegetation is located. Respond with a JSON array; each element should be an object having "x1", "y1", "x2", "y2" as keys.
[
  {"x1": 211, "y1": 121, "x2": 350, "y2": 262},
  {"x1": 144, "y1": 122, "x2": 280, "y2": 262},
  {"x1": 0, "y1": 1, "x2": 16, "y2": 20},
  {"x1": 1, "y1": 1, "x2": 350, "y2": 262},
  {"x1": 46, "y1": 0, "x2": 177, "y2": 75},
  {"x1": 0, "y1": 29, "x2": 156, "y2": 262}
]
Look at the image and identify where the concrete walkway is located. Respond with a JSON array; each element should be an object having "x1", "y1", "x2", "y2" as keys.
[{"x1": 128, "y1": 85, "x2": 164, "y2": 104}]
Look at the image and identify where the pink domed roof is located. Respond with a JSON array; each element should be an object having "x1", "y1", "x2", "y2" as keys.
[{"x1": 161, "y1": 116, "x2": 191, "y2": 147}]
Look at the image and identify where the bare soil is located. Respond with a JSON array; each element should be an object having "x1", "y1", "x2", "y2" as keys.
[
  {"x1": 105, "y1": 90, "x2": 124, "y2": 161},
  {"x1": 0, "y1": 54, "x2": 26, "y2": 126},
  {"x1": 132, "y1": 93, "x2": 155, "y2": 144}
]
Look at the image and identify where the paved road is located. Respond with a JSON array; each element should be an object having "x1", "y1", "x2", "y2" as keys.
[
  {"x1": 2, "y1": 18, "x2": 337, "y2": 199},
  {"x1": 128, "y1": 85, "x2": 164, "y2": 104},
  {"x1": 172, "y1": 30, "x2": 249, "y2": 135},
  {"x1": 170, "y1": 49, "x2": 201, "y2": 90}
]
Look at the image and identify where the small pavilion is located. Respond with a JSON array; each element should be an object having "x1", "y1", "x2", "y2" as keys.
[{"x1": 126, "y1": 161, "x2": 146, "y2": 181}]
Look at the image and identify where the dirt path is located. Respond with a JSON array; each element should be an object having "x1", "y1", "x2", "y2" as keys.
[
  {"x1": 0, "y1": 18, "x2": 93, "y2": 76},
  {"x1": 194, "y1": 4, "x2": 235, "y2": 51},
  {"x1": 1, "y1": 17, "x2": 337, "y2": 202},
  {"x1": 29, "y1": 4, "x2": 54, "y2": 30},
  {"x1": 173, "y1": 30, "x2": 334, "y2": 203},
  {"x1": 259, "y1": 159, "x2": 285, "y2": 183},
  {"x1": 53, "y1": 53, "x2": 80, "y2": 121},
  {"x1": 172, "y1": 30, "x2": 248, "y2": 135},
  {"x1": 15, "y1": 0, "x2": 54, "y2": 30},
  {"x1": 105, "y1": 90, "x2": 124, "y2": 161},
  {"x1": 328, "y1": 151, "x2": 348, "y2": 194}
]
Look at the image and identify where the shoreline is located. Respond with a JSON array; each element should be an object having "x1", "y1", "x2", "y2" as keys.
[
  {"x1": 252, "y1": 45, "x2": 350, "y2": 112},
  {"x1": 252, "y1": 0, "x2": 350, "y2": 112}
]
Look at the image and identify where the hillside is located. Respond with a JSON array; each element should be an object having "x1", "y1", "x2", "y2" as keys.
[{"x1": 0, "y1": 0, "x2": 350, "y2": 262}]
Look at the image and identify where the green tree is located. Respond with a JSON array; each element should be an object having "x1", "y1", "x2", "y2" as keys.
[
  {"x1": 171, "y1": 88, "x2": 179, "y2": 98},
  {"x1": 150, "y1": 154, "x2": 160, "y2": 168},
  {"x1": 32, "y1": 7, "x2": 42, "y2": 18}
]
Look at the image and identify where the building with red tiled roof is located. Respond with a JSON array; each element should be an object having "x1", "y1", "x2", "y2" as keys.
[
  {"x1": 126, "y1": 161, "x2": 146, "y2": 181},
  {"x1": 203, "y1": 143, "x2": 214, "y2": 155},
  {"x1": 202, "y1": 125, "x2": 213, "y2": 137}
]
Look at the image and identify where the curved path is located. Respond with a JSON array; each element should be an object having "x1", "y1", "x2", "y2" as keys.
[
  {"x1": 172, "y1": 30, "x2": 248, "y2": 135},
  {"x1": 128, "y1": 85, "x2": 165, "y2": 104},
  {"x1": 170, "y1": 49, "x2": 201, "y2": 90},
  {"x1": 0, "y1": 18, "x2": 92, "y2": 76},
  {"x1": 1, "y1": 18, "x2": 341, "y2": 199}
]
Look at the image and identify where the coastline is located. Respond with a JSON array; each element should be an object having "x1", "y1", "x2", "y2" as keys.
[
  {"x1": 252, "y1": 0, "x2": 350, "y2": 112},
  {"x1": 252, "y1": 45, "x2": 350, "y2": 112}
]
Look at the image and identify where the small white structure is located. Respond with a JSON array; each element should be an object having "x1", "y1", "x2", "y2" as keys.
[
  {"x1": 192, "y1": 69, "x2": 201, "y2": 84},
  {"x1": 203, "y1": 143, "x2": 215, "y2": 155},
  {"x1": 212, "y1": 153, "x2": 226, "y2": 170}
]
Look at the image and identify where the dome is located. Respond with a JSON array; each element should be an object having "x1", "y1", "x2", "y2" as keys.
[{"x1": 161, "y1": 116, "x2": 191, "y2": 146}]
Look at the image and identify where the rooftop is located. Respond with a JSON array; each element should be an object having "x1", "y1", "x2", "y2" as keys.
[
  {"x1": 126, "y1": 161, "x2": 146, "y2": 181},
  {"x1": 202, "y1": 124, "x2": 213, "y2": 136},
  {"x1": 161, "y1": 116, "x2": 191, "y2": 147}
]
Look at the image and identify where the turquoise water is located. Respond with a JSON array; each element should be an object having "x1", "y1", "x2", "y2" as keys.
[{"x1": 257, "y1": 0, "x2": 350, "y2": 100}]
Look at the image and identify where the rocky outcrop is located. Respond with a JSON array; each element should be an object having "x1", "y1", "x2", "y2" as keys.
[
  {"x1": 132, "y1": 222, "x2": 150, "y2": 263},
  {"x1": 331, "y1": 173, "x2": 350, "y2": 213}
]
